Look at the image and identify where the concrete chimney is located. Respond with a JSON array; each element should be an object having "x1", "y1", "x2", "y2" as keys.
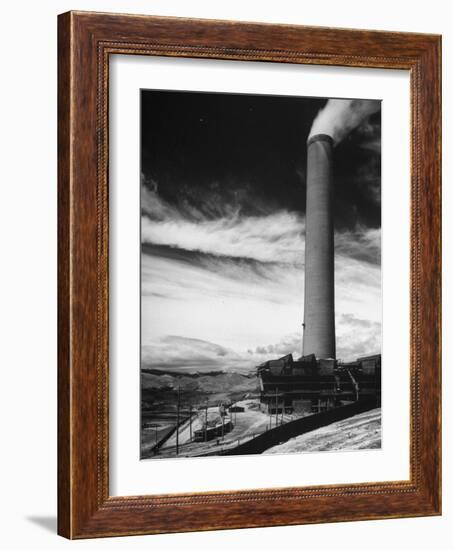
[{"x1": 302, "y1": 133, "x2": 336, "y2": 359}]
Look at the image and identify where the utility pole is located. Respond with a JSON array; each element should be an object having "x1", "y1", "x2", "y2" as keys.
[
  {"x1": 269, "y1": 398, "x2": 272, "y2": 430},
  {"x1": 176, "y1": 385, "x2": 180, "y2": 456},
  {"x1": 205, "y1": 399, "x2": 208, "y2": 442},
  {"x1": 275, "y1": 387, "x2": 279, "y2": 427},
  {"x1": 189, "y1": 403, "x2": 193, "y2": 442}
]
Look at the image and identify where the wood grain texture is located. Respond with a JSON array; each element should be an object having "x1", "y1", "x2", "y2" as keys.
[
  {"x1": 57, "y1": 10, "x2": 441, "y2": 539},
  {"x1": 57, "y1": 11, "x2": 71, "y2": 537}
]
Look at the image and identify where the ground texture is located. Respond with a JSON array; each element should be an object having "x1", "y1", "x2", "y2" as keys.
[{"x1": 264, "y1": 408, "x2": 381, "y2": 454}]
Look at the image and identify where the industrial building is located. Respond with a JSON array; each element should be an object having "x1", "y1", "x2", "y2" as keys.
[
  {"x1": 193, "y1": 417, "x2": 234, "y2": 442},
  {"x1": 257, "y1": 353, "x2": 381, "y2": 415}
]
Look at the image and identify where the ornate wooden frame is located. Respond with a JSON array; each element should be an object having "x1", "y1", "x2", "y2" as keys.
[{"x1": 58, "y1": 11, "x2": 441, "y2": 539}]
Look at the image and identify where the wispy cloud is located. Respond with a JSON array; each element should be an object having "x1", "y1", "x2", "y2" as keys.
[
  {"x1": 142, "y1": 195, "x2": 305, "y2": 265},
  {"x1": 254, "y1": 333, "x2": 301, "y2": 357},
  {"x1": 141, "y1": 250, "x2": 304, "y2": 354},
  {"x1": 336, "y1": 226, "x2": 381, "y2": 265},
  {"x1": 142, "y1": 186, "x2": 379, "y2": 267},
  {"x1": 336, "y1": 313, "x2": 381, "y2": 360}
]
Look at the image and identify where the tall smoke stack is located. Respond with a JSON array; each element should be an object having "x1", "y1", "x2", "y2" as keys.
[
  {"x1": 303, "y1": 133, "x2": 336, "y2": 359},
  {"x1": 302, "y1": 99, "x2": 380, "y2": 359}
]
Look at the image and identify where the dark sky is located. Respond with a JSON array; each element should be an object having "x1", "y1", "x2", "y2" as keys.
[{"x1": 140, "y1": 89, "x2": 381, "y2": 232}]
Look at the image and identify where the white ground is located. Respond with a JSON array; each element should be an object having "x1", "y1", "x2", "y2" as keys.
[{"x1": 264, "y1": 408, "x2": 381, "y2": 454}]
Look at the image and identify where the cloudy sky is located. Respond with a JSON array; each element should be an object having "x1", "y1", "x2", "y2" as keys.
[{"x1": 141, "y1": 90, "x2": 381, "y2": 372}]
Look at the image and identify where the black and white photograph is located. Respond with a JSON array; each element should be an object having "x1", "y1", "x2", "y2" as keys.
[
  {"x1": 0, "y1": 0, "x2": 446, "y2": 545},
  {"x1": 140, "y1": 90, "x2": 382, "y2": 460}
]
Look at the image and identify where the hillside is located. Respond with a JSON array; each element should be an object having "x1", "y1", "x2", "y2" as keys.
[
  {"x1": 141, "y1": 368, "x2": 258, "y2": 395},
  {"x1": 264, "y1": 408, "x2": 381, "y2": 454}
]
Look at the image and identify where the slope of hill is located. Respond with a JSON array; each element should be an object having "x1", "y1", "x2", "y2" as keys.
[{"x1": 264, "y1": 408, "x2": 381, "y2": 454}]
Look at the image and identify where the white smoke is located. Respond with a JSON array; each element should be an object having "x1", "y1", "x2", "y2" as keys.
[{"x1": 308, "y1": 99, "x2": 380, "y2": 145}]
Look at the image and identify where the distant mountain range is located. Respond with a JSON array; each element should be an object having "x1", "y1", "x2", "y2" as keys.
[{"x1": 141, "y1": 368, "x2": 258, "y2": 395}]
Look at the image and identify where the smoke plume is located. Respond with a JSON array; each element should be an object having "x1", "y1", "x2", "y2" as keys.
[{"x1": 308, "y1": 99, "x2": 380, "y2": 145}]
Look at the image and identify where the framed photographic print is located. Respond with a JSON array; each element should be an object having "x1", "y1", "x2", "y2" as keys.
[{"x1": 58, "y1": 11, "x2": 441, "y2": 538}]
